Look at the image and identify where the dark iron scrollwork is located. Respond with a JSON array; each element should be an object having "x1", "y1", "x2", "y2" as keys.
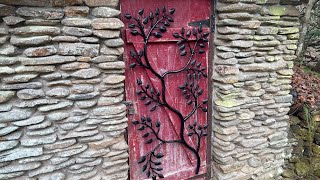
[{"x1": 125, "y1": 6, "x2": 209, "y2": 179}]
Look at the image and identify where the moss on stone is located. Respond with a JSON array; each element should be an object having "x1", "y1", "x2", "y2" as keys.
[
  {"x1": 295, "y1": 160, "x2": 310, "y2": 176},
  {"x1": 215, "y1": 99, "x2": 243, "y2": 108},
  {"x1": 268, "y1": 6, "x2": 286, "y2": 16}
]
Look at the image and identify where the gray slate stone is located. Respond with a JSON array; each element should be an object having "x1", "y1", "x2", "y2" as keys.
[
  {"x1": 62, "y1": 18, "x2": 92, "y2": 27},
  {"x1": 0, "y1": 162, "x2": 41, "y2": 174},
  {"x1": 15, "y1": 66, "x2": 55, "y2": 73},
  {"x1": 46, "y1": 112, "x2": 70, "y2": 121},
  {"x1": 10, "y1": 26, "x2": 60, "y2": 36},
  {"x1": 16, "y1": 99, "x2": 59, "y2": 108},
  {"x1": 16, "y1": 7, "x2": 64, "y2": 20},
  {"x1": 10, "y1": 35, "x2": 52, "y2": 46},
  {"x1": 104, "y1": 38, "x2": 124, "y2": 47},
  {"x1": 0, "y1": 147, "x2": 43, "y2": 163},
  {"x1": 46, "y1": 88, "x2": 70, "y2": 98},
  {"x1": 93, "y1": 30, "x2": 120, "y2": 38},
  {"x1": 93, "y1": 104, "x2": 126, "y2": 116},
  {"x1": 0, "y1": 44, "x2": 17, "y2": 55},
  {"x1": 21, "y1": 134, "x2": 57, "y2": 146},
  {"x1": 62, "y1": 27, "x2": 92, "y2": 37},
  {"x1": 71, "y1": 68, "x2": 101, "y2": 79},
  {"x1": 2, "y1": 16, "x2": 25, "y2": 25},
  {"x1": 38, "y1": 101, "x2": 73, "y2": 112},
  {"x1": 0, "y1": 91, "x2": 15, "y2": 103},
  {"x1": 92, "y1": 55, "x2": 118, "y2": 63},
  {"x1": 71, "y1": 84, "x2": 94, "y2": 94},
  {"x1": 98, "y1": 61, "x2": 125, "y2": 69},
  {"x1": 1, "y1": 82, "x2": 42, "y2": 90},
  {"x1": 92, "y1": 18, "x2": 124, "y2": 30},
  {"x1": 0, "y1": 109, "x2": 33, "y2": 122},
  {"x1": 12, "y1": 116, "x2": 45, "y2": 126},
  {"x1": 20, "y1": 55, "x2": 76, "y2": 65},
  {"x1": 0, "y1": 126, "x2": 19, "y2": 137},
  {"x1": 0, "y1": 66, "x2": 15, "y2": 74},
  {"x1": 92, "y1": 7, "x2": 121, "y2": 17},
  {"x1": 0, "y1": 141, "x2": 18, "y2": 152},
  {"x1": 103, "y1": 75, "x2": 125, "y2": 84},
  {"x1": 58, "y1": 43, "x2": 99, "y2": 57},
  {"x1": 17, "y1": 89, "x2": 45, "y2": 100}
]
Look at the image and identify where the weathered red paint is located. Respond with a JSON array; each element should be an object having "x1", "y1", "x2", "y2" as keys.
[{"x1": 121, "y1": 0, "x2": 210, "y2": 179}]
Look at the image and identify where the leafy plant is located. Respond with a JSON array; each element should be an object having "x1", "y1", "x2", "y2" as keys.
[{"x1": 124, "y1": 6, "x2": 208, "y2": 179}]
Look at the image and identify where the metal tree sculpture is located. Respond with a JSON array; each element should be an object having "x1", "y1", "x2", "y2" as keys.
[{"x1": 125, "y1": 6, "x2": 209, "y2": 180}]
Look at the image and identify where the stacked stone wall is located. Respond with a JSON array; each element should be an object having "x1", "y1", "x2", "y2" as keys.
[
  {"x1": 212, "y1": 1, "x2": 300, "y2": 179},
  {"x1": 0, "y1": 0, "x2": 128, "y2": 179}
]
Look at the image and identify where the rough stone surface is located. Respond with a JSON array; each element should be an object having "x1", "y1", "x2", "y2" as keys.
[{"x1": 0, "y1": 1, "x2": 128, "y2": 180}]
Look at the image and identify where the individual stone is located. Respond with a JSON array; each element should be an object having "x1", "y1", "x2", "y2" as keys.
[
  {"x1": 60, "y1": 62, "x2": 90, "y2": 71},
  {"x1": 0, "y1": 66, "x2": 15, "y2": 74},
  {"x1": 0, "y1": 36, "x2": 9, "y2": 44},
  {"x1": 92, "y1": 7, "x2": 121, "y2": 17},
  {"x1": 0, "y1": 44, "x2": 17, "y2": 55},
  {"x1": 0, "y1": 147, "x2": 43, "y2": 163},
  {"x1": 80, "y1": 37, "x2": 99, "y2": 43},
  {"x1": 28, "y1": 159, "x2": 75, "y2": 177},
  {"x1": 24, "y1": 45, "x2": 57, "y2": 57},
  {"x1": 257, "y1": 26, "x2": 279, "y2": 35},
  {"x1": 2, "y1": 16, "x2": 25, "y2": 25},
  {"x1": 92, "y1": 18, "x2": 124, "y2": 30},
  {"x1": 62, "y1": 18, "x2": 91, "y2": 27},
  {"x1": 16, "y1": 7, "x2": 64, "y2": 20},
  {"x1": 0, "y1": 104, "x2": 12, "y2": 112},
  {"x1": 267, "y1": 5, "x2": 300, "y2": 16},
  {"x1": 97, "y1": 95, "x2": 123, "y2": 106},
  {"x1": 274, "y1": 95, "x2": 292, "y2": 103},
  {"x1": 100, "y1": 45, "x2": 123, "y2": 55},
  {"x1": 67, "y1": 92, "x2": 100, "y2": 100},
  {"x1": 71, "y1": 84, "x2": 94, "y2": 93},
  {"x1": 0, "y1": 27, "x2": 8, "y2": 35},
  {"x1": 93, "y1": 30, "x2": 120, "y2": 38},
  {"x1": 58, "y1": 43, "x2": 99, "y2": 57},
  {"x1": 46, "y1": 88, "x2": 70, "y2": 98},
  {"x1": 12, "y1": 116, "x2": 45, "y2": 126},
  {"x1": 38, "y1": 101, "x2": 73, "y2": 112},
  {"x1": 0, "y1": 4, "x2": 15, "y2": 16},
  {"x1": 58, "y1": 130, "x2": 99, "y2": 140},
  {"x1": 98, "y1": 61, "x2": 125, "y2": 69},
  {"x1": 93, "y1": 104, "x2": 126, "y2": 116},
  {"x1": 103, "y1": 38, "x2": 124, "y2": 48},
  {"x1": 240, "y1": 61, "x2": 287, "y2": 72},
  {"x1": 17, "y1": 89, "x2": 45, "y2": 100},
  {"x1": 103, "y1": 75, "x2": 125, "y2": 84},
  {"x1": 0, "y1": 141, "x2": 18, "y2": 152},
  {"x1": 0, "y1": 56, "x2": 18, "y2": 65},
  {"x1": 21, "y1": 134, "x2": 57, "y2": 146},
  {"x1": 83, "y1": 0, "x2": 119, "y2": 7},
  {"x1": 0, "y1": 126, "x2": 19, "y2": 136},
  {"x1": 278, "y1": 27, "x2": 299, "y2": 34},
  {"x1": 71, "y1": 68, "x2": 101, "y2": 79},
  {"x1": 0, "y1": 91, "x2": 15, "y2": 103},
  {"x1": 46, "y1": 112, "x2": 69, "y2": 121},
  {"x1": 92, "y1": 55, "x2": 118, "y2": 63},
  {"x1": 10, "y1": 26, "x2": 60, "y2": 36},
  {"x1": 240, "y1": 138, "x2": 267, "y2": 147},
  {"x1": 217, "y1": 3, "x2": 261, "y2": 13},
  {"x1": 15, "y1": 66, "x2": 55, "y2": 73},
  {"x1": 52, "y1": 36, "x2": 79, "y2": 42},
  {"x1": 25, "y1": 19, "x2": 60, "y2": 25},
  {"x1": 76, "y1": 100, "x2": 97, "y2": 108},
  {"x1": 20, "y1": 55, "x2": 76, "y2": 65},
  {"x1": 10, "y1": 35, "x2": 52, "y2": 46},
  {"x1": 62, "y1": 27, "x2": 92, "y2": 37},
  {"x1": 64, "y1": 6, "x2": 90, "y2": 17},
  {"x1": 0, "y1": 162, "x2": 41, "y2": 174}
]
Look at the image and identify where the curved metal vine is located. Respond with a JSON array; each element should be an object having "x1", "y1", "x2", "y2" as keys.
[{"x1": 125, "y1": 6, "x2": 208, "y2": 179}]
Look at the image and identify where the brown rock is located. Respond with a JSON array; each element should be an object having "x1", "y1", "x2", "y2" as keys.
[
  {"x1": 83, "y1": 0, "x2": 118, "y2": 7},
  {"x1": 91, "y1": 18, "x2": 124, "y2": 30},
  {"x1": 24, "y1": 46, "x2": 57, "y2": 57},
  {"x1": 64, "y1": 6, "x2": 89, "y2": 17}
]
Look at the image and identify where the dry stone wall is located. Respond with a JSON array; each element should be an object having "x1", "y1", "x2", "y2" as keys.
[
  {"x1": 0, "y1": 0, "x2": 128, "y2": 179},
  {"x1": 212, "y1": 1, "x2": 300, "y2": 179}
]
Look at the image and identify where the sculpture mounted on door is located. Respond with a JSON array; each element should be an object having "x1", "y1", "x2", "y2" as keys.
[{"x1": 125, "y1": 6, "x2": 209, "y2": 179}]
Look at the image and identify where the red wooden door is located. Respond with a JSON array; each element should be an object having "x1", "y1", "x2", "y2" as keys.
[{"x1": 121, "y1": 1, "x2": 211, "y2": 179}]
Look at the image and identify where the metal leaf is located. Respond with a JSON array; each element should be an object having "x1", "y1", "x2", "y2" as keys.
[
  {"x1": 145, "y1": 100, "x2": 151, "y2": 105},
  {"x1": 169, "y1": 8, "x2": 175, "y2": 14},
  {"x1": 155, "y1": 153, "x2": 164, "y2": 158},
  {"x1": 196, "y1": 62, "x2": 202, "y2": 68},
  {"x1": 131, "y1": 29, "x2": 139, "y2": 36},
  {"x1": 154, "y1": 32, "x2": 162, "y2": 38},
  {"x1": 146, "y1": 139, "x2": 153, "y2": 144},
  {"x1": 130, "y1": 63, "x2": 136, "y2": 68},
  {"x1": 181, "y1": 27, "x2": 185, "y2": 35},
  {"x1": 203, "y1": 132, "x2": 208, "y2": 136},
  {"x1": 138, "y1": 9, "x2": 144, "y2": 16},
  {"x1": 202, "y1": 99, "x2": 208, "y2": 104},
  {"x1": 150, "y1": 12, "x2": 154, "y2": 20},
  {"x1": 132, "y1": 120, "x2": 139, "y2": 125},
  {"x1": 164, "y1": 21, "x2": 170, "y2": 27},
  {"x1": 143, "y1": 17, "x2": 148, "y2": 24},
  {"x1": 199, "y1": 43, "x2": 205, "y2": 48},
  {"x1": 152, "y1": 175, "x2": 156, "y2": 180},
  {"x1": 162, "y1": 6, "x2": 166, "y2": 12},
  {"x1": 141, "y1": 116, "x2": 146, "y2": 122},
  {"x1": 188, "y1": 132, "x2": 193, "y2": 136},
  {"x1": 193, "y1": 28, "x2": 197, "y2": 35},
  {"x1": 159, "y1": 26, "x2": 166, "y2": 32},
  {"x1": 202, "y1": 38, "x2": 208, "y2": 42},
  {"x1": 136, "y1": 78, "x2": 142, "y2": 85},
  {"x1": 147, "y1": 116, "x2": 152, "y2": 122},
  {"x1": 142, "y1": 164, "x2": 147, "y2": 172},
  {"x1": 146, "y1": 171, "x2": 150, "y2": 177},
  {"x1": 138, "y1": 156, "x2": 146, "y2": 164},
  {"x1": 150, "y1": 106, "x2": 157, "y2": 111},
  {"x1": 202, "y1": 107, "x2": 208, "y2": 112},
  {"x1": 145, "y1": 83, "x2": 150, "y2": 89},
  {"x1": 128, "y1": 24, "x2": 135, "y2": 28},
  {"x1": 156, "y1": 90, "x2": 160, "y2": 96},
  {"x1": 158, "y1": 174, "x2": 164, "y2": 178},
  {"x1": 188, "y1": 125, "x2": 194, "y2": 129},
  {"x1": 130, "y1": 49, "x2": 136, "y2": 57},
  {"x1": 154, "y1": 162, "x2": 162, "y2": 165},
  {"x1": 204, "y1": 124, "x2": 208, "y2": 129},
  {"x1": 140, "y1": 96, "x2": 146, "y2": 100},
  {"x1": 155, "y1": 7, "x2": 159, "y2": 15},
  {"x1": 156, "y1": 168, "x2": 163, "y2": 171},
  {"x1": 202, "y1": 72, "x2": 208, "y2": 77},
  {"x1": 187, "y1": 100, "x2": 192, "y2": 105},
  {"x1": 203, "y1": 32, "x2": 209, "y2": 37},
  {"x1": 198, "y1": 89, "x2": 204, "y2": 95},
  {"x1": 138, "y1": 126, "x2": 145, "y2": 131},
  {"x1": 180, "y1": 50, "x2": 187, "y2": 56},
  {"x1": 199, "y1": 49, "x2": 205, "y2": 54},
  {"x1": 172, "y1": 33, "x2": 179, "y2": 38},
  {"x1": 167, "y1": 17, "x2": 174, "y2": 22},
  {"x1": 186, "y1": 30, "x2": 191, "y2": 37},
  {"x1": 198, "y1": 25, "x2": 203, "y2": 33},
  {"x1": 182, "y1": 90, "x2": 187, "y2": 95},
  {"x1": 138, "y1": 50, "x2": 143, "y2": 57},
  {"x1": 179, "y1": 44, "x2": 185, "y2": 50},
  {"x1": 155, "y1": 120, "x2": 160, "y2": 127},
  {"x1": 185, "y1": 94, "x2": 190, "y2": 99},
  {"x1": 195, "y1": 85, "x2": 199, "y2": 91},
  {"x1": 142, "y1": 132, "x2": 150, "y2": 138},
  {"x1": 191, "y1": 60, "x2": 196, "y2": 66},
  {"x1": 124, "y1": 14, "x2": 132, "y2": 19}
]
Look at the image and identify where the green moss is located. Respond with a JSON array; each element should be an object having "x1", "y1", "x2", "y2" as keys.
[
  {"x1": 315, "y1": 169, "x2": 320, "y2": 177},
  {"x1": 303, "y1": 66, "x2": 320, "y2": 78},
  {"x1": 268, "y1": 6, "x2": 286, "y2": 16},
  {"x1": 215, "y1": 99, "x2": 243, "y2": 108},
  {"x1": 295, "y1": 161, "x2": 310, "y2": 176}
]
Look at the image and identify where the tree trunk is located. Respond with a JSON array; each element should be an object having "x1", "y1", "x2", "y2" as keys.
[{"x1": 296, "y1": 0, "x2": 318, "y2": 62}]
